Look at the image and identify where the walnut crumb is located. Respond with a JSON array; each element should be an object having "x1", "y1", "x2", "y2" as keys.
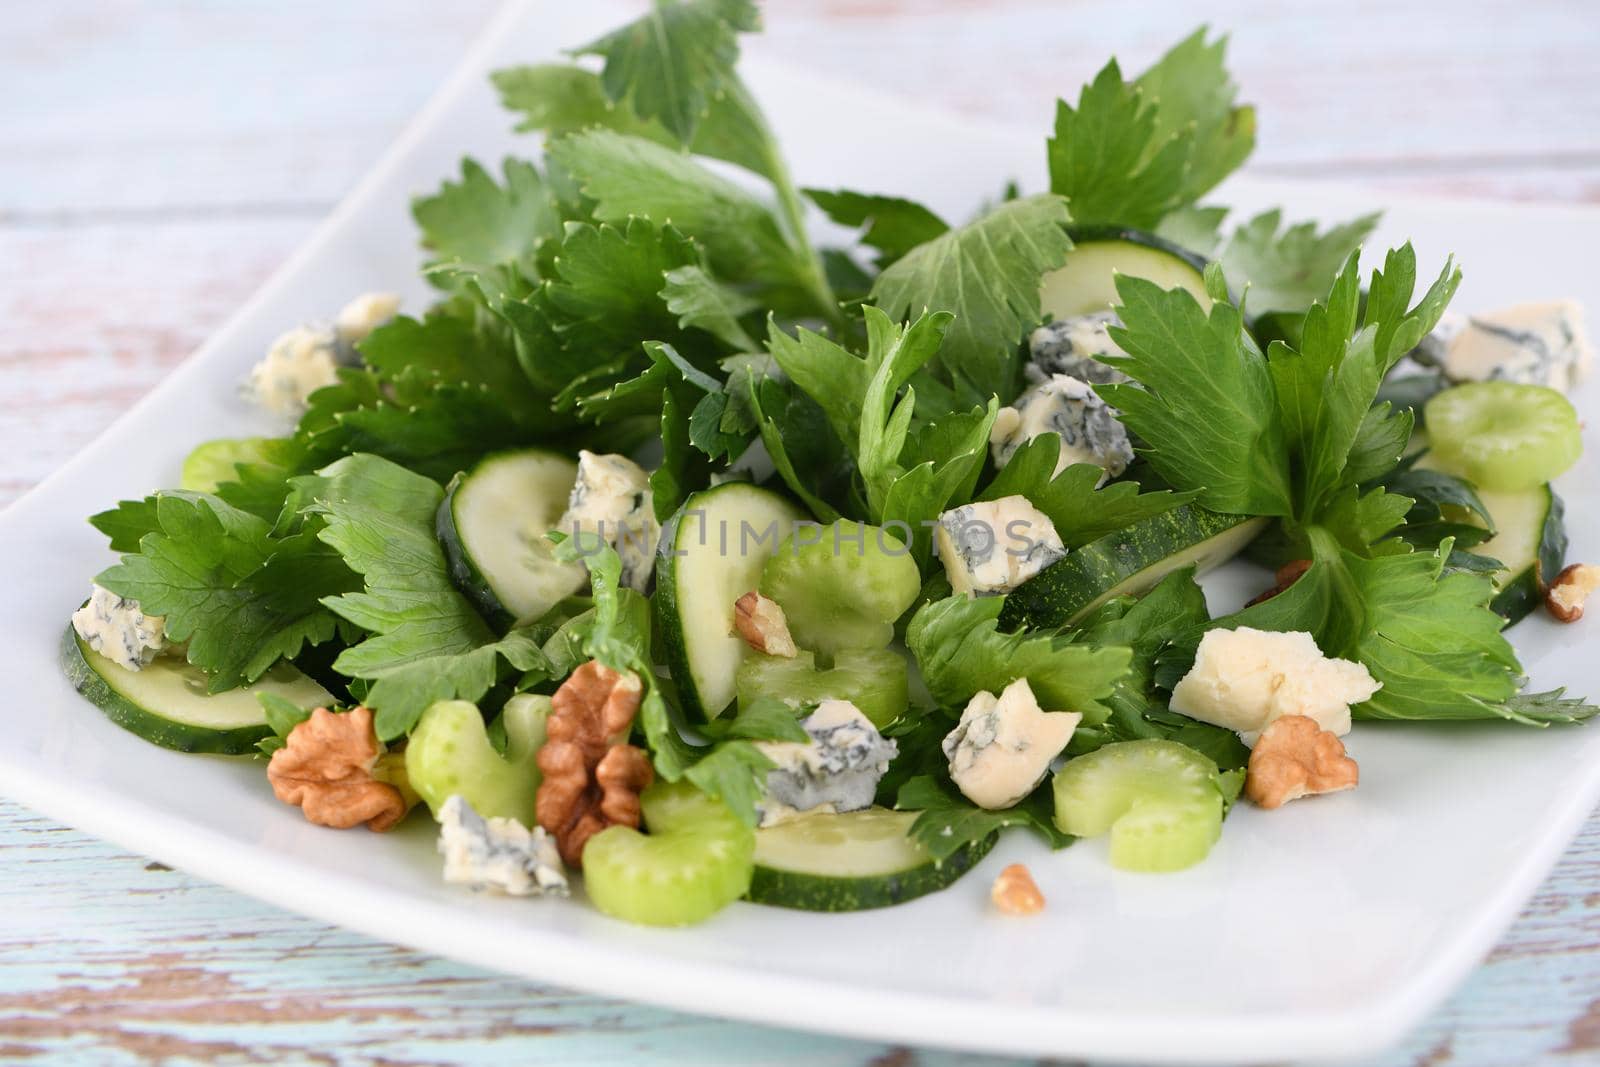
[
  {"x1": 267, "y1": 706, "x2": 412, "y2": 832},
  {"x1": 1546, "y1": 563, "x2": 1600, "y2": 623},
  {"x1": 991, "y1": 863, "x2": 1045, "y2": 915},
  {"x1": 733, "y1": 591, "x2": 798, "y2": 657},
  {"x1": 1245, "y1": 715, "x2": 1359, "y2": 810}
]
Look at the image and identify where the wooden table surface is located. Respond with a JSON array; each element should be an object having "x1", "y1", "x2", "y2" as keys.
[{"x1": 4, "y1": 2, "x2": 1598, "y2": 1063}]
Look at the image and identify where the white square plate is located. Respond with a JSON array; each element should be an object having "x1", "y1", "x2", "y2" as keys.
[{"x1": 2, "y1": 3, "x2": 1596, "y2": 1062}]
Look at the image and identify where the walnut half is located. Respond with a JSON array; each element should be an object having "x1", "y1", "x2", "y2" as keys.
[
  {"x1": 1547, "y1": 563, "x2": 1600, "y2": 623},
  {"x1": 733, "y1": 591, "x2": 798, "y2": 657},
  {"x1": 536, "y1": 660, "x2": 653, "y2": 866},
  {"x1": 1245, "y1": 714, "x2": 1359, "y2": 810},
  {"x1": 267, "y1": 706, "x2": 412, "y2": 832}
]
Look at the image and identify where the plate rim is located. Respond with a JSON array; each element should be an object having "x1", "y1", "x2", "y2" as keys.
[{"x1": 3, "y1": 1, "x2": 1599, "y2": 1061}]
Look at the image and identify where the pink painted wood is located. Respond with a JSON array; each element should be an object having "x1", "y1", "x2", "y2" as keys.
[{"x1": 2, "y1": 2, "x2": 1596, "y2": 1062}]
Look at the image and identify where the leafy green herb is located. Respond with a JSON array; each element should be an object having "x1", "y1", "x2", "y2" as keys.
[
  {"x1": 905, "y1": 594, "x2": 1131, "y2": 723},
  {"x1": 766, "y1": 308, "x2": 995, "y2": 556},
  {"x1": 1101, "y1": 269, "x2": 1294, "y2": 517},
  {"x1": 307, "y1": 455, "x2": 549, "y2": 740},
  {"x1": 871, "y1": 194, "x2": 1073, "y2": 403},
  {"x1": 573, "y1": 0, "x2": 759, "y2": 145},
  {"x1": 97, "y1": 493, "x2": 357, "y2": 693},
  {"x1": 1048, "y1": 61, "x2": 1190, "y2": 230},
  {"x1": 978, "y1": 438, "x2": 1194, "y2": 547},
  {"x1": 1219, "y1": 209, "x2": 1380, "y2": 315},
  {"x1": 255, "y1": 691, "x2": 314, "y2": 756},
  {"x1": 803, "y1": 189, "x2": 949, "y2": 267},
  {"x1": 413, "y1": 158, "x2": 560, "y2": 284},
  {"x1": 894, "y1": 775, "x2": 1072, "y2": 860},
  {"x1": 1133, "y1": 29, "x2": 1255, "y2": 204}
]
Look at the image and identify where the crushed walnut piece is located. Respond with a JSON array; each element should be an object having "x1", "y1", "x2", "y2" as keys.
[
  {"x1": 1245, "y1": 714, "x2": 1359, "y2": 810},
  {"x1": 733, "y1": 590, "x2": 798, "y2": 657},
  {"x1": 1246, "y1": 559, "x2": 1312, "y2": 608},
  {"x1": 536, "y1": 660, "x2": 653, "y2": 866},
  {"x1": 1546, "y1": 563, "x2": 1600, "y2": 623},
  {"x1": 267, "y1": 706, "x2": 412, "y2": 831},
  {"x1": 991, "y1": 863, "x2": 1045, "y2": 916}
]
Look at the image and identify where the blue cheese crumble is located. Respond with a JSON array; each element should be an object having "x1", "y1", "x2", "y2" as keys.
[
  {"x1": 1413, "y1": 300, "x2": 1593, "y2": 392},
  {"x1": 334, "y1": 291, "x2": 402, "y2": 348},
  {"x1": 935, "y1": 495, "x2": 1066, "y2": 598},
  {"x1": 247, "y1": 325, "x2": 343, "y2": 419},
  {"x1": 1026, "y1": 311, "x2": 1130, "y2": 386},
  {"x1": 990, "y1": 374, "x2": 1134, "y2": 482},
  {"x1": 942, "y1": 678, "x2": 1081, "y2": 810},
  {"x1": 556, "y1": 451, "x2": 660, "y2": 592},
  {"x1": 71, "y1": 584, "x2": 168, "y2": 671},
  {"x1": 437, "y1": 795, "x2": 568, "y2": 897},
  {"x1": 754, "y1": 700, "x2": 897, "y2": 828},
  {"x1": 245, "y1": 292, "x2": 402, "y2": 418}
]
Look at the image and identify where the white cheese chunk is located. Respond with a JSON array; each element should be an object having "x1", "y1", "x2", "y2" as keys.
[
  {"x1": 247, "y1": 324, "x2": 342, "y2": 418},
  {"x1": 1168, "y1": 627, "x2": 1381, "y2": 745},
  {"x1": 555, "y1": 451, "x2": 660, "y2": 592},
  {"x1": 754, "y1": 700, "x2": 897, "y2": 828},
  {"x1": 334, "y1": 291, "x2": 402, "y2": 346},
  {"x1": 437, "y1": 795, "x2": 568, "y2": 897},
  {"x1": 71, "y1": 584, "x2": 168, "y2": 672},
  {"x1": 942, "y1": 678, "x2": 1081, "y2": 810},
  {"x1": 1413, "y1": 301, "x2": 1593, "y2": 392},
  {"x1": 935, "y1": 495, "x2": 1066, "y2": 597},
  {"x1": 1026, "y1": 311, "x2": 1130, "y2": 386},
  {"x1": 990, "y1": 374, "x2": 1134, "y2": 482}
]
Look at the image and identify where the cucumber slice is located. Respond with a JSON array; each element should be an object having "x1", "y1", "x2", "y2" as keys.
[
  {"x1": 583, "y1": 782, "x2": 755, "y2": 927},
  {"x1": 1040, "y1": 227, "x2": 1211, "y2": 320},
  {"x1": 655, "y1": 483, "x2": 806, "y2": 721},
  {"x1": 1415, "y1": 453, "x2": 1568, "y2": 624},
  {"x1": 61, "y1": 626, "x2": 333, "y2": 754},
  {"x1": 747, "y1": 808, "x2": 994, "y2": 912},
  {"x1": 1000, "y1": 507, "x2": 1267, "y2": 631},
  {"x1": 758, "y1": 520, "x2": 921, "y2": 660},
  {"x1": 735, "y1": 647, "x2": 909, "y2": 729},
  {"x1": 1424, "y1": 381, "x2": 1582, "y2": 491},
  {"x1": 1481, "y1": 486, "x2": 1567, "y2": 623},
  {"x1": 1052, "y1": 740, "x2": 1224, "y2": 873},
  {"x1": 437, "y1": 449, "x2": 585, "y2": 627},
  {"x1": 181, "y1": 437, "x2": 279, "y2": 493}
]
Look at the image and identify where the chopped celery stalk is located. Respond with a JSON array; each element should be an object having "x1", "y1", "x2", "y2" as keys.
[
  {"x1": 582, "y1": 782, "x2": 755, "y2": 927},
  {"x1": 1052, "y1": 739, "x2": 1226, "y2": 873},
  {"x1": 406, "y1": 694, "x2": 549, "y2": 826}
]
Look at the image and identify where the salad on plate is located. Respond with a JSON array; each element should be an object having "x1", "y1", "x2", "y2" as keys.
[{"x1": 62, "y1": 0, "x2": 1598, "y2": 927}]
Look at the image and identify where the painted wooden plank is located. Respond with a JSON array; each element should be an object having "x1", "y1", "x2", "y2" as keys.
[
  {"x1": 4, "y1": 1, "x2": 1597, "y2": 214},
  {"x1": 2, "y1": 2, "x2": 1599, "y2": 1064}
]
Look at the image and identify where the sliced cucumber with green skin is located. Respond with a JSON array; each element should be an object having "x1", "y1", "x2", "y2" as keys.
[
  {"x1": 1000, "y1": 507, "x2": 1267, "y2": 631},
  {"x1": 1052, "y1": 740, "x2": 1224, "y2": 873},
  {"x1": 583, "y1": 782, "x2": 755, "y2": 927},
  {"x1": 655, "y1": 482, "x2": 805, "y2": 721},
  {"x1": 1039, "y1": 226, "x2": 1211, "y2": 320},
  {"x1": 61, "y1": 626, "x2": 333, "y2": 754},
  {"x1": 181, "y1": 437, "x2": 280, "y2": 493},
  {"x1": 437, "y1": 449, "x2": 585, "y2": 627},
  {"x1": 747, "y1": 808, "x2": 995, "y2": 912},
  {"x1": 1482, "y1": 487, "x2": 1566, "y2": 623},
  {"x1": 1415, "y1": 453, "x2": 1568, "y2": 624},
  {"x1": 736, "y1": 647, "x2": 909, "y2": 729}
]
